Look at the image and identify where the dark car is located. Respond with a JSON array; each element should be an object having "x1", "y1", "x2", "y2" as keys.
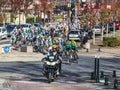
[
  {"x1": 6, "y1": 24, "x2": 18, "y2": 37},
  {"x1": 0, "y1": 23, "x2": 10, "y2": 27},
  {"x1": 5, "y1": 22, "x2": 10, "y2": 27}
]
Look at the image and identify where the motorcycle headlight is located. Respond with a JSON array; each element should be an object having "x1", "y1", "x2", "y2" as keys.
[
  {"x1": 46, "y1": 61, "x2": 57, "y2": 65},
  {"x1": 46, "y1": 61, "x2": 50, "y2": 65}
]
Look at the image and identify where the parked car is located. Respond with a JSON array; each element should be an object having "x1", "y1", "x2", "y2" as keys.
[
  {"x1": 6, "y1": 24, "x2": 18, "y2": 37},
  {"x1": 114, "y1": 21, "x2": 120, "y2": 30},
  {"x1": 5, "y1": 22, "x2": 10, "y2": 27},
  {"x1": 92, "y1": 25, "x2": 105, "y2": 35},
  {"x1": 33, "y1": 23, "x2": 42, "y2": 30},
  {"x1": 67, "y1": 29, "x2": 83, "y2": 41},
  {"x1": 0, "y1": 27, "x2": 7, "y2": 39}
]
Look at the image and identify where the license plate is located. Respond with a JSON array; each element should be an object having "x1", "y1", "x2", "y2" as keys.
[
  {"x1": 70, "y1": 34, "x2": 77, "y2": 37},
  {"x1": 96, "y1": 30, "x2": 100, "y2": 32}
]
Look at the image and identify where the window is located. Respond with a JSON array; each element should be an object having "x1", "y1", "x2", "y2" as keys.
[
  {"x1": 69, "y1": 31, "x2": 79, "y2": 34},
  {"x1": 2, "y1": 28, "x2": 6, "y2": 33},
  {"x1": 34, "y1": 24, "x2": 39, "y2": 27}
]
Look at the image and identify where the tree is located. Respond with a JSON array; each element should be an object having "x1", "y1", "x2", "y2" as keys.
[
  {"x1": 0, "y1": 0, "x2": 9, "y2": 24},
  {"x1": 10, "y1": 0, "x2": 33, "y2": 23},
  {"x1": 40, "y1": 0, "x2": 52, "y2": 24}
]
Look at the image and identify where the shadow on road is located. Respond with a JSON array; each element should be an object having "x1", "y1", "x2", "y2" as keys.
[{"x1": 0, "y1": 56, "x2": 120, "y2": 84}]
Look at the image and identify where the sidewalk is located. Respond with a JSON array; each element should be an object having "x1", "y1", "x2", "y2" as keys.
[
  {"x1": 0, "y1": 51, "x2": 45, "y2": 62},
  {"x1": 0, "y1": 47, "x2": 120, "y2": 62},
  {"x1": 79, "y1": 47, "x2": 120, "y2": 58}
]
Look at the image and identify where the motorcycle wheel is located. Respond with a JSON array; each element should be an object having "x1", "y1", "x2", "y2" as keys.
[{"x1": 48, "y1": 73, "x2": 52, "y2": 83}]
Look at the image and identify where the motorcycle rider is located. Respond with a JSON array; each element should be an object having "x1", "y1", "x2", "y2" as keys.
[
  {"x1": 47, "y1": 44, "x2": 62, "y2": 61},
  {"x1": 43, "y1": 44, "x2": 62, "y2": 75}
]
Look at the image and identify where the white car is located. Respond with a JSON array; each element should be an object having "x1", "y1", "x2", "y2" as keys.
[
  {"x1": 92, "y1": 25, "x2": 105, "y2": 35},
  {"x1": 0, "y1": 27, "x2": 7, "y2": 39},
  {"x1": 67, "y1": 30, "x2": 83, "y2": 41}
]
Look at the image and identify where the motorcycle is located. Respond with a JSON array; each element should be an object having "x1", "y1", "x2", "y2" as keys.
[{"x1": 42, "y1": 55, "x2": 61, "y2": 83}]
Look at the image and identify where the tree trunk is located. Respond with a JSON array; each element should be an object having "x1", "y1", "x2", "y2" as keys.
[{"x1": 43, "y1": 7, "x2": 46, "y2": 25}]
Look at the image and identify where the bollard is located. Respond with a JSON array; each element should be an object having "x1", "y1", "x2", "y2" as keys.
[
  {"x1": 113, "y1": 79, "x2": 118, "y2": 89},
  {"x1": 100, "y1": 71, "x2": 104, "y2": 78},
  {"x1": 94, "y1": 56, "x2": 97, "y2": 80},
  {"x1": 96, "y1": 56, "x2": 100, "y2": 83},
  {"x1": 98, "y1": 48, "x2": 101, "y2": 52},
  {"x1": 113, "y1": 70, "x2": 117, "y2": 78},
  {"x1": 86, "y1": 48, "x2": 88, "y2": 52},
  {"x1": 104, "y1": 76, "x2": 109, "y2": 86},
  {"x1": 91, "y1": 72, "x2": 95, "y2": 80}
]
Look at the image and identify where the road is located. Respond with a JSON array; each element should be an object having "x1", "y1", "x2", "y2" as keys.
[{"x1": 0, "y1": 55, "x2": 120, "y2": 90}]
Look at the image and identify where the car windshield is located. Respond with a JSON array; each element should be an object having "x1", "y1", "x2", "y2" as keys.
[
  {"x1": 79, "y1": 29, "x2": 85, "y2": 32},
  {"x1": 21, "y1": 24, "x2": 30, "y2": 28},
  {"x1": 69, "y1": 31, "x2": 79, "y2": 34},
  {"x1": 7, "y1": 25, "x2": 17, "y2": 29},
  {"x1": 95, "y1": 26, "x2": 101, "y2": 28},
  {"x1": 34, "y1": 24, "x2": 39, "y2": 27},
  {"x1": 109, "y1": 23, "x2": 113, "y2": 26}
]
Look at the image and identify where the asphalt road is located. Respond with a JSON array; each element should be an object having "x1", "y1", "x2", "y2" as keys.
[{"x1": 0, "y1": 56, "x2": 120, "y2": 90}]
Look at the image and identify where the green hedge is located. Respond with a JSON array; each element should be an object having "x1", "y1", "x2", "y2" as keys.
[
  {"x1": 103, "y1": 37, "x2": 120, "y2": 47},
  {"x1": 26, "y1": 16, "x2": 40, "y2": 23},
  {"x1": 55, "y1": 14, "x2": 63, "y2": 19},
  {"x1": 26, "y1": 17, "x2": 34, "y2": 23}
]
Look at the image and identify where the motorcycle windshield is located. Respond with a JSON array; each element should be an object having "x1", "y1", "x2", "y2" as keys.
[{"x1": 48, "y1": 56, "x2": 55, "y2": 62}]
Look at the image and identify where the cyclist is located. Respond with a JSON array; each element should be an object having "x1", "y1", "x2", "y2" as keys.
[
  {"x1": 61, "y1": 40, "x2": 71, "y2": 55},
  {"x1": 70, "y1": 40, "x2": 79, "y2": 59},
  {"x1": 70, "y1": 40, "x2": 78, "y2": 51},
  {"x1": 61, "y1": 40, "x2": 67, "y2": 53}
]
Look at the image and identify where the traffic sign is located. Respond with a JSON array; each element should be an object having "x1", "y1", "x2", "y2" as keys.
[{"x1": 4, "y1": 46, "x2": 10, "y2": 53}]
